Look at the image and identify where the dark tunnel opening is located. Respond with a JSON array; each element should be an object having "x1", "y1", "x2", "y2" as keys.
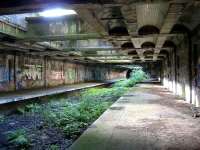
[{"x1": 126, "y1": 69, "x2": 132, "y2": 79}]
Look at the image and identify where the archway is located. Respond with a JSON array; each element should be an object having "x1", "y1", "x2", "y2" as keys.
[{"x1": 138, "y1": 25, "x2": 160, "y2": 35}]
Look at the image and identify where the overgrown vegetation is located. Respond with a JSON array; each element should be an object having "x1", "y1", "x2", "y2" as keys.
[
  {"x1": 113, "y1": 68, "x2": 148, "y2": 87},
  {"x1": 49, "y1": 144, "x2": 59, "y2": 150},
  {"x1": 41, "y1": 86, "x2": 127, "y2": 139},
  {"x1": 2, "y1": 68, "x2": 148, "y2": 149},
  {"x1": 0, "y1": 114, "x2": 4, "y2": 123},
  {"x1": 38, "y1": 68, "x2": 147, "y2": 139},
  {"x1": 16, "y1": 103, "x2": 41, "y2": 115},
  {"x1": 6, "y1": 129, "x2": 30, "y2": 148}
]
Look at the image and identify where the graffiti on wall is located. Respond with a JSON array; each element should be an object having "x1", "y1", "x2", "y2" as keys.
[
  {"x1": 47, "y1": 60, "x2": 64, "y2": 80},
  {"x1": 0, "y1": 54, "x2": 126, "y2": 92},
  {"x1": 16, "y1": 55, "x2": 44, "y2": 90},
  {"x1": 0, "y1": 55, "x2": 14, "y2": 83},
  {"x1": 21, "y1": 64, "x2": 43, "y2": 80},
  {"x1": 198, "y1": 64, "x2": 200, "y2": 87},
  {"x1": 16, "y1": 63, "x2": 43, "y2": 90},
  {"x1": 67, "y1": 68, "x2": 76, "y2": 80},
  {"x1": 0, "y1": 65, "x2": 9, "y2": 82},
  {"x1": 50, "y1": 71, "x2": 63, "y2": 80}
]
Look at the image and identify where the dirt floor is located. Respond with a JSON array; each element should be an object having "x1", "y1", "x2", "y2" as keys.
[{"x1": 69, "y1": 84, "x2": 200, "y2": 150}]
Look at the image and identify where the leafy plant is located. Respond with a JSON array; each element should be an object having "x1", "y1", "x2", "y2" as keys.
[
  {"x1": 2, "y1": 69, "x2": 148, "y2": 148},
  {"x1": 40, "y1": 85, "x2": 127, "y2": 138},
  {"x1": 25, "y1": 103, "x2": 41, "y2": 113},
  {"x1": 6, "y1": 129, "x2": 30, "y2": 148},
  {"x1": 113, "y1": 69, "x2": 148, "y2": 88},
  {"x1": 49, "y1": 144, "x2": 59, "y2": 150},
  {"x1": 39, "y1": 71, "x2": 148, "y2": 138},
  {"x1": 16, "y1": 107, "x2": 25, "y2": 114},
  {"x1": 0, "y1": 114, "x2": 4, "y2": 123}
]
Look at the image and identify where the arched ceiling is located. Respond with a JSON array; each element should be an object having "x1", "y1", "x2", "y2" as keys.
[{"x1": 0, "y1": 0, "x2": 198, "y2": 64}]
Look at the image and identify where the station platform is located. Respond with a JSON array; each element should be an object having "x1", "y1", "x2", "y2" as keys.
[
  {"x1": 0, "y1": 80, "x2": 119, "y2": 105},
  {"x1": 69, "y1": 84, "x2": 200, "y2": 150}
]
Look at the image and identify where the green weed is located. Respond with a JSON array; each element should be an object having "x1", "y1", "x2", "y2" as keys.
[
  {"x1": 0, "y1": 114, "x2": 4, "y2": 123},
  {"x1": 6, "y1": 129, "x2": 30, "y2": 148},
  {"x1": 40, "y1": 86, "x2": 127, "y2": 138},
  {"x1": 16, "y1": 107, "x2": 25, "y2": 114},
  {"x1": 15, "y1": 103, "x2": 41, "y2": 115},
  {"x1": 113, "y1": 69, "x2": 148, "y2": 87},
  {"x1": 35, "y1": 69, "x2": 148, "y2": 139},
  {"x1": 25, "y1": 103, "x2": 41, "y2": 113},
  {"x1": 49, "y1": 144, "x2": 59, "y2": 150}
]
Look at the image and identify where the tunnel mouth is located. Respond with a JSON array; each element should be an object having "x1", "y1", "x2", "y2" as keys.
[
  {"x1": 138, "y1": 25, "x2": 160, "y2": 35},
  {"x1": 126, "y1": 69, "x2": 132, "y2": 79}
]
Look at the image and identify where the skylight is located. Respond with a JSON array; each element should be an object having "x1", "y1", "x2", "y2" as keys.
[{"x1": 39, "y1": 8, "x2": 77, "y2": 17}]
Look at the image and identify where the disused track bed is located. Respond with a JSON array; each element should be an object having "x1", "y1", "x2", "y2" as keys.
[
  {"x1": 0, "y1": 80, "x2": 127, "y2": 150},
  {"x1": 0, "y1": 70, "x2": 148, "y2": 149},
  {"x1": 0, "y1": 80, "x2": 118, "y2": 106}
]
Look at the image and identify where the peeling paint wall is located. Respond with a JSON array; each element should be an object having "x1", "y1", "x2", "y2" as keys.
[
  {"x1": 0, "y1": 53, "x2": 126, "y2": 92},
  {"x1": 162, "y1": 35, "x2": 200, "y2": 107},
  {"x1": 191, "y1": 44, "x2": 200, "y2": 107},
  {"x1": 162, "y1": 38, "x2": 190, "y2": 100},
  {"x1": 16, "y1": 55, "x2": 45, "y2": 90},
  {"x1": 140, "y1": 62, "x2": 161, "y2": 79},
  {"x1": 46, "y1": 59, "x2": 65, "y2": 87},
  {"x1": 27, "y1": 16, "x2": 82, "y2": 37},
  {"x1": 0, "y1": 54, "x2": 15, "y2": 91}
]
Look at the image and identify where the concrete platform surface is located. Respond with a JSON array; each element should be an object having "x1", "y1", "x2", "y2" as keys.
[
  {"x1": 69, "y1": 84, "x2": 200, "y2": 150},
  {"x1": 0, "y1": 80, "x2": 118, "y2": 105}
]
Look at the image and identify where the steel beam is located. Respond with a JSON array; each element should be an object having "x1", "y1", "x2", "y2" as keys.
[{"x1": 18, "y1": 33, "x2": 103, "y2": 42}]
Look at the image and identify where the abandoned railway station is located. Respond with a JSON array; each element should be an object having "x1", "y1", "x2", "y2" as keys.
[{"x1": 0, "y1": 0, "x2": 200, "y2": 149}]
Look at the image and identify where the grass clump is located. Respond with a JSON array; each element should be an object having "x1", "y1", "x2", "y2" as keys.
[
  {"x1": 15, "y1": 107, "x2": 26, "y2": 114},
  {"x1": 15, "y1": 103, "x2": 42, "y2": 115},
  {"x1": 49, "y1": 144, "x2": 59, "y2": 150},
  {"x1": 113, "y1": 68, "x2": 148, "y2": 87},
  {"x1": 41, "y1": 87, "x2": 127, "y2": 138},
  {"x1": 0, "y1": 114, "x2": 4, "y2": 123},
  {"x1": 81, "y1": 87, "x2": 128, "y2": 102},
  {"x1": 39, "y1": 69, "x2": 148, "y2": 138},
  {"x1": 24, "y1": 103, "x2": 41, "y2": 113},
  {"x1": 11, "y1": 69, "x2": 148, "y2": 142},
  {"x1": 6, "y1": 129, "x2": 30, "y2": 148}
]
